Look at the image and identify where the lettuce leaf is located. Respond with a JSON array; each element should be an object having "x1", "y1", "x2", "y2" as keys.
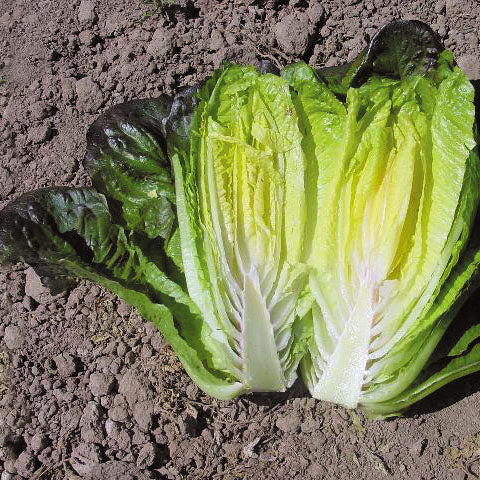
[{"x1": 0, "y1": 186, "x2": 244, "y2": 399}]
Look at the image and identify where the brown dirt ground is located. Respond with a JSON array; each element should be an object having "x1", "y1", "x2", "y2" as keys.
[{"x1": 1, "y1": 0, "x2": 480, "y2": 479}]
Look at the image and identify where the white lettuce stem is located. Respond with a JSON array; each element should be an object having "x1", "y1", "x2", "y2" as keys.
[
  {"x1": 313, "y1": 285, "x2": 374, "y2": 408},
  {"x1": 242, "y1": 266, "x2": 286, "y2": 391}
]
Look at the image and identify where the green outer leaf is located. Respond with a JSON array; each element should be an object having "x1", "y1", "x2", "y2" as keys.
[
  {"x1": 64, "y1": 260, "x2": 244, "y2": 400},
  {"x1": 0, "y1": 187, "x2": 115, "y2": 291},
  {"x1": 364, "y1": 343, "x2": 480, "y2": 419},
  {"x1": 449, "y1": 324, "x2": 480, "y2": 357},
  {"x1": 0, "y1": 187, "x2": 244, "y2": 400},
  {"x1": 84, "y1": 97, "x2": 177, "y2": 241},
  {"x1": 316, "y1": 20, "x2": 443, "y2": 94}
]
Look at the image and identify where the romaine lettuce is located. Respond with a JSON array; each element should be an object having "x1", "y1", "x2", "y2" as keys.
[{"x1": 1, "y1": 20, "x2": 480, "y2": 417}]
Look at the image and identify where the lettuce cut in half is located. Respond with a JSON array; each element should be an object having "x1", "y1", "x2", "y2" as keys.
[
  {"x1": 284, "y1": 22, "x2": 480, "y2": 417},
  {"x1": 1, "y1": 20, "x2": 480, "y2": 417}
]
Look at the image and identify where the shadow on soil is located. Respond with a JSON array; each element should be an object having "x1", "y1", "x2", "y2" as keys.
[{"x1": 245, "y1": 378, "x2": 310, "y2": 409}]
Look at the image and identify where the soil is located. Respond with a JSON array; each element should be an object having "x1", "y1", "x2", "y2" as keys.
[{"x1": 1, "y1": 0, "x2": 480, "y2": 479}]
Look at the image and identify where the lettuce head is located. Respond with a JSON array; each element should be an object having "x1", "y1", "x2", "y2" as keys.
[{"x1": 1, "y1": 20, "x2": 480, "y2": 417}]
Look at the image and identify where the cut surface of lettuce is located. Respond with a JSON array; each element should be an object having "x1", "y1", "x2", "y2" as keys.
[
  {"x1": 170, "y1": 65, "x2": 310, "y2": 393},
  {"x1": 285, "y1": 50, "x2": 480, "y2": 414}
]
